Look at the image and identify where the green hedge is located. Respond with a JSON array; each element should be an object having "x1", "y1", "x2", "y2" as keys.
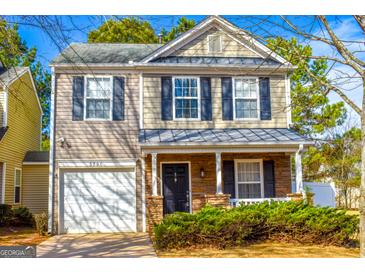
[
  {"x1": 154, "y1": 201, "x2": 359, "y2": 250},
  {"x1": 0, "y1": 204, "x2": 34, "y2": 227}
]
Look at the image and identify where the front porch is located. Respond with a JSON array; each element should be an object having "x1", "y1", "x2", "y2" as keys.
[
  {"x1": 144, "y1": 152, "x2": 297, "y2": 211},
  {"x1": 139, "y1": 128, "x2": 312, "y2": 232}
]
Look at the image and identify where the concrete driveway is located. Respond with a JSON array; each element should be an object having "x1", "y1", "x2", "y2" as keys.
[{"x1": 37, "y1": 233, "x2": 156, "y2": 258}]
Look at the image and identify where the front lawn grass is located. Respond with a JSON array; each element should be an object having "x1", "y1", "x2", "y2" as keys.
[
  {"x1": 0, "y1": 226, "x2": 49, "y2": 246},
  {"x1": 157, "y1": 241, "x2": 359, "y2": 258}
]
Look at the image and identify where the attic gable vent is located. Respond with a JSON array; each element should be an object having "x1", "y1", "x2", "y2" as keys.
[{"x1": 208, "y1": 35, "x2": 222, "y2": 53}]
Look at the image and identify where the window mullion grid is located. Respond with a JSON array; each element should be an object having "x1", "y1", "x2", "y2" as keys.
[
  {"x1": 237, "y1": 161, "x2": 262, "y2": 199},
  {"x1": 86, "y1": 77, "x2": 112, "y2": 120},
  {"x1": 174, "y1": 77, "x2": 198, "y2": 119},
  {"x1": 234, "y1": 79, "x2": 258, "y2": 119}
]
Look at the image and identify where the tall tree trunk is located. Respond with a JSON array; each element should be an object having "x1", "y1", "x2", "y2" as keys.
[{"x1": 361, "y1": 83, "x2": 365, "y2": 257}]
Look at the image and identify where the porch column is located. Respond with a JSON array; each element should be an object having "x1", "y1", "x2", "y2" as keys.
[
  {"x1": 151, "y1": 153, "x2": 158, "y2": 196},
  {"x1": 215, "y1": 152, "x2": 223, "y2": 194},
  {"x1": 295, "y1": 144, "x2": 304, "y2": 195}
]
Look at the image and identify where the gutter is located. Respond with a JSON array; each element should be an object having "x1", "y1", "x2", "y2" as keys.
[
  {"x1": 48, "y1": 67, "x2": 56, "y2": 234},
  {"x1": 50, "y1": 62, "x2": 297, "y2": 71},
  {"x1": 139, "y1": 141, "x2": 314, "y2": 149}
]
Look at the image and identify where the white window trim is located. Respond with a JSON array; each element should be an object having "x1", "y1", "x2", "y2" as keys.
[
  {"x1": 2, "y1": 91, "x2": 8, "y2": 127},
  {"x1": 1, "y1": 163, "x2": 5, "y2": 204},
  {"x1": 207, "y1": 34, "x2": 223, "y2": 53},
  {"x1": 14, "y1": 168, "x2": 22, "y2": 204},
  {"x1": 83, "y1": 75, "x2": 114, "y2": 121},
  {"x1": 234, "y1": 159, "x2": 264, "y2": 199},
  {"x1": 233, "y1": 77, "x2": 260, "y2": 121},
  {"x1": 172, "y1": 76, "x2": 201, "y2": 121}
]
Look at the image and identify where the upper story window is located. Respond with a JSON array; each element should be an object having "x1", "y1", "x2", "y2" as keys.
[
  {"x1": 208, "y1": 35, "x2": 222, "y2": 53},
  {"x1": 85, "y1": 77, "x2": 112, "y2": 120},
  {"x1": 173, "y1": 77, "x2": 200, "y2": 120},
  {"x1": 233, "y1": 78, "x2": 259, "y2": 120}
]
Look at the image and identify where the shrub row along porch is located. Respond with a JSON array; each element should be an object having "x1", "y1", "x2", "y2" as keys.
[{"x1": 139, "y1": 128, "x2": 313, "y2": 232}]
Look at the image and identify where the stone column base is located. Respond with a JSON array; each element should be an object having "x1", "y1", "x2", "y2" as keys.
[
  {"x1": 146, "y1": 196, "x2": 163, "y2": 234},
  {"x1": 204, "y1": 194, "x2": 231, "y2": 208},
  {"x1": 287, "y1": 193, "x2": 303, "y2": 202},
  {"x1": 287, "y1": 192, "x2": 314, "y2": 205}
]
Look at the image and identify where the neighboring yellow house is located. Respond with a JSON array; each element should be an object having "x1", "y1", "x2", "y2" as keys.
[{"x1": 0, "y1": 65, "x2": 49, "y2": 213}]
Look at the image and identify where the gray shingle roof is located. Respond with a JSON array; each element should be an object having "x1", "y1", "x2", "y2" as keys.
[
  {"x1": 0, "y1": 67, "x2": 28, "y2": 89},
  {"x1": 139, "y1": 128, "x2": 311, "y2": 146},
  {"x1": 0, "y1": 126, "x2": 8, "y2": 141},
  {"x1": 23, "y1": 151, "x2": 49, "y2": 163},
  {"x1": 51, "y1": 43, "x2": 163, "y2": 65}
]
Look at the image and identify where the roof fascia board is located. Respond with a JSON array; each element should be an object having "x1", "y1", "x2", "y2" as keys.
[
  {"x1": 140, "y1": 141, "x2": 314, "y2": 148},
  {"x1": 140, "y1": 15, "x2": 291, "y2": 66},
  {"x1": 141, "y1": 16, "x2": 216, "y2": 63},
  {"x1": 213, "y1": 16, "x2": 289, "y2": 65},
  {"x1": 141, "y1": 146, "x2": 301, "y2": 155},
  {"x1": 4, "y1": 68, "x2": 43, "y2": 115},
  {"x1": 51, "y1": 63, "x2": 295, "y2": 71},
  {"x1": 26, "y1": 68, "x2": 43, "y2": 115},
  {"x1": 22, "y1": 162, "x2": 49, "y2": 165},
  {"x1": 215, "y1": 26, "x2": 266, "y2": 59}
]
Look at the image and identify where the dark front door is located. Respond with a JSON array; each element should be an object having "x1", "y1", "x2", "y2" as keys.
[{"x1": 162, "y1": 164, "x2": 189, "y2": 215}]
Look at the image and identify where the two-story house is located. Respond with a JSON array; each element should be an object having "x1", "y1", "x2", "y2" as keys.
[
  {"x1": 49, "y1": 16, "x2": 311, "y2": 234},
  {"x1": 0, "y1": 64, "x2": 49, "y2": 213}
]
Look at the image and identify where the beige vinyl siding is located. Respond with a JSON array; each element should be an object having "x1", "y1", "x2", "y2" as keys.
[
  {"x1": 0, "y1": 73, "x2": 42, "y2": 205},
  {"x1": 54, "y1": 73, "x2": 140, "y2": 160},
  {"x1": 22, "y1": 164, "x2": 49, "y2": 213},
  {"x1": 174, "y1": 28, "x2": 261, "y2": 57},
  {"x1": 143, "y1": 74, "x2": 288, "y2": 129},
  {"x1": 0, "y1": 91, "x2": 5, "y2": 126},
  {"x1": 53, "y1": 71, "x2": 142, "y2": 232}
]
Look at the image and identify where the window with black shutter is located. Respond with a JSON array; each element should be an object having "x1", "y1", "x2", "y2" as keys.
[{"x1": 14, "y1": 169, "x2": 21, "y2": 203}]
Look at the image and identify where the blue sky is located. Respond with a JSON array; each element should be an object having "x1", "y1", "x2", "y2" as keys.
[{"x1": 5, "y1": 15, "x2": 363, "y2": 122}]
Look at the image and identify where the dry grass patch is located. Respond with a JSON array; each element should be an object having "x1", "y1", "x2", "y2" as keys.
[
  {"x1": 157, "y1": 241, "x2": 359, "y2": 258},
  {"x1": 0, "y1": 227, "x2": 49, "y2": 246}
]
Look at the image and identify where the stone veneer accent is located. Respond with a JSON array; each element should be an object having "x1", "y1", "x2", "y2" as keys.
[
  {"x1": 146, "y1": 195, "x2": 164, "y2": 234},
  {"x1": 204, "y1": 194, "x2": 231, "y2": 209},
  {"x1": 287, "y1": 192, "x2": 315, "y2": 205},
  {"x1": 144, "y1": 153, "x2": 293, "y2": 230}
]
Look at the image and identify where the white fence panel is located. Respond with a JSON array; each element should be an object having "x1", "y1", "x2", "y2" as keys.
[{"x1": 292, "y1": 182, "x2": 336, "y2": 208}]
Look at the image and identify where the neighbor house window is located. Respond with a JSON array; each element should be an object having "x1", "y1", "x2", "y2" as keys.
[
  {"x1": 235, "y1": 160, "x2": 263, "y2": 198},
  {"x1": 14, "y1": 168, "x2": 21, "y2": 203},
  {"x1": 173, "y1": 77, "x2": 200, "y2": 119},
  {"x1": 234, "y1": 78, "x2": 259, "y2": 119},
  {"x1": 208, "y1": 35, "x2": 222, "y2": 53},
  {"x1": 85, "y1": 77, "x2": 112, "y2": 120}
]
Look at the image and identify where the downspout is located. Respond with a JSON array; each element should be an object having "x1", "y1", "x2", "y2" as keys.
[
  {"x1": 139, "y1": 72, "x2": 146, "y2": 232},
  {"x1": 48, "y1": 67, "x2": 56, "y2": 234},
  {"x1": 285, "y1": 73, "x2": 292, "y2": 128}
]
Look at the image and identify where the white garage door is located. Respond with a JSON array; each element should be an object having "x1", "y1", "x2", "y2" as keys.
[{"x1": 61, "y1": 169, "x2": 136, "y2": 233}]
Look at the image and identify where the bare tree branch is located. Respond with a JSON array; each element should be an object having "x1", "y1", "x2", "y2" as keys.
[
  {"x1": 354, "y1": 15, "x2": 365, "y2": 33},
  {"x1": 319, "y1": 15, "x2": 365, "y2": 69}
]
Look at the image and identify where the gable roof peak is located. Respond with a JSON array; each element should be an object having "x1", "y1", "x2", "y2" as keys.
[{"x1": 141, "y1": 15, "x2": 293, "y2": 67}]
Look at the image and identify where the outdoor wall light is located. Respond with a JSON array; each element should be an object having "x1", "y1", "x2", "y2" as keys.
[{"x1": 200, "y1": 168, "x2": 205, "y2": 178}]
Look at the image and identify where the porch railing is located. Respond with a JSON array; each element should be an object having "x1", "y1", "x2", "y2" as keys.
[{"x1": 230, "y1": 197, "x2": 291, "y2": 207}]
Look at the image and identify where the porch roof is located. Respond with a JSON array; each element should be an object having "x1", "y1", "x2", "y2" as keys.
[{"x1": 139, "y1": 128, "x2": 312, "y2": 147}]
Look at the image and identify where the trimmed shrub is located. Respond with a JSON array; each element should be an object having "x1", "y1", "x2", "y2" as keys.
[
  {"x1": 154, "y1": 201, "x2": 359, "y2": 250},
  {"x1": 34, "y1": 212, "x2": 48, "y2": 236},
  {"x1": 11, "y1": 206, "x2": 34, "y2": 226},
  {"x1": 0, "y1": 204, "x2": 13, "y2": 226}
]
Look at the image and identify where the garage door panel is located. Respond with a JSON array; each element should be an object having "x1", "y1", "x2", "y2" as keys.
[{"x1": 62, "y1": 169, "x2": 136, "y2": 233}]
